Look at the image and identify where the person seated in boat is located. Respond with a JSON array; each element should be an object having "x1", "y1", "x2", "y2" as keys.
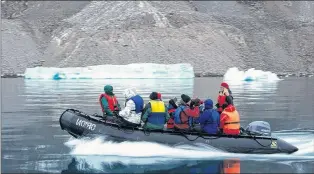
[
  {"x1": 166, "y1": 97, "x2": 178, "y2": 129},
  {"x1": 216, "y1": 82, "x2": 233, "y2": 114},
  {"x1": 196, "y1": 98, "x2": 205, "y2": 114},
  {"x1": 191, "y1": 98, "x2": 203, "y2": 118},
  {"x1": 197, "y1": 99, "x2": 220, "y2": 134},
  {"x1": 99, "y1": 85, "x2": 121, "y2": 118},
  {"x1": 141, "y1": 92, "x2": 170, "y2": 130},
  {"x1": 117, "y1": 88, "x2": 144, "y2": 127},
  {"x1": 188, "y1": 98, "x2": 203, "y2": 130},
  {"x1": 220, "y1": 96, "x2": 240, "y2": 135},
  {"x1": 173, "y1": 94, "x2": 200, "y2": 130}
]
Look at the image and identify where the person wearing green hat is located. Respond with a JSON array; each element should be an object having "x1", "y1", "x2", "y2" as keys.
[{"x1": 99, "y1": 85, "x2": 121, "y2": 117}]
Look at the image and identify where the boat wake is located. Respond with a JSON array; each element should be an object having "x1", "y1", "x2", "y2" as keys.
[
  {"x1": 65, "y1": 130, "x2": 314, "y2": 173},
  {"x1": 65, "y1": 130, "x2": 314, "y2": 160}
]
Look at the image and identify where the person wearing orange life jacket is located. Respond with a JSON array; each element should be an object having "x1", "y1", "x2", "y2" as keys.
[
  {"x1": 220, "y1": 96, "x2": 240, "y2": 135},
  {"x1": 99, "y1": 85, "x2": 121, "y2": 117},
  {"x1": 216, "y1": 82, "x2": 233, "y2": 114},
  {"x1": 142, "y1": 92, "x2": 170, "y2": 130}
]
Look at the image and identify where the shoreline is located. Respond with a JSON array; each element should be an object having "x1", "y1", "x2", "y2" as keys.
[{"x1": 1, "y1": 73, "x2": 313, "y2": 79}]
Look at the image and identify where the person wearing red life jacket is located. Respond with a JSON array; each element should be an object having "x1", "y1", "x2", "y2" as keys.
[
  {"x1": 99, "y1": 85, "x2": 121, "y2": 118},
  {"x1": 166, "y1": 97, "x2": 178, "y2": 129},
  {"x1": 220, "y1": 96, "x2": 240, "y2": 135},
  {"x1": 173, "y1": 94, "x2": 200, "y2": 130},
  {"x1": 216, "y1": 82, "x2": 233, "y2": 114}
]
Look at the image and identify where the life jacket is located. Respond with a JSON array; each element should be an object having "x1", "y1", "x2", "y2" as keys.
[
  {"x1": 223, "y1": 159, "x2": 240, "y2": 174},
  {"x1": 147, "y1": 100, "x2": 167, "y2": 126},
  {"x1": 99, "y1": 93, "x2": 119, "y2": 112},
  {"x1": 174, "y1": 105, "x2": 186, "y2": 124},
  {"x1": 174, "y1": 105, "x2": 194, "y2": 127},
  {"x1": 217, "y1": 95, "x2": 227, "y2": 112},
  {"x1": 126, "y1": 95, "x2": 144, "y2": 114},
  {"x1": 167, "y1": 108, "x2": 176, "y2": 129},
  {"x1": 221, "y1": 107, "x2": 240, "y2": 130}
]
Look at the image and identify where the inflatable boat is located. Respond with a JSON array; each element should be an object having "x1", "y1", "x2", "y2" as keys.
[{"x1": 59, "y1": 109, "x2": 298, "y2": 154}]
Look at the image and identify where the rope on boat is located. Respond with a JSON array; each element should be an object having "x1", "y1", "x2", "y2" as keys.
[
  {"x1": 67, "y1": 109, "x2": 278, "y2": 147},
  {"x1": 252, "y1": 135, "x2": 274, "y2": 147}
]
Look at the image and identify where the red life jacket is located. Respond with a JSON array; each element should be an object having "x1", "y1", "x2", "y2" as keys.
[
  {"x1": 167, "y1": 108, "x2": 176, "y2": 128},
  {"x1": 99, "y1": 93, "x2": 118, "y2": 112},
  {"x1": 217, "y1": 95, "x2": 227, "y2": 112}
]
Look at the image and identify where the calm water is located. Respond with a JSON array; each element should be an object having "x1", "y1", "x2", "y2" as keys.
[{"x1": 1, "y1": 77, "x2": 314, "y2": 173}]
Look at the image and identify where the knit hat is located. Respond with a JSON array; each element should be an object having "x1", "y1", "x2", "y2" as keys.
[
  {"x1": 221, "y1": 82, "x2": 229, "y2": 89},
  {"x1": 104, "y1": 85, "x2": 114, "y2": 95},
  {"x1": 169, "y1": 98, "x2": 178, "y2": 109},
  {"x1": 149, "y1": 92, "x2": 158, "y2": 100},
  {"x1": 157, "y1": 92, "x2": 162, "y2": 100},
  {"x1": 181, "y1": 94, "x2": 191, "y2": 103}
]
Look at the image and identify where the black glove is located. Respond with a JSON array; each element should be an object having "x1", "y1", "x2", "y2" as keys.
[
  {"x1": 222, "y1": 103, "x2": 228, "y2": 110},
  {"x1": 113, "y1": 110, "x2": 119, "y2": 116},
  {"x1": 215, "y1": 103, "x2": 220, "y2": 108}
]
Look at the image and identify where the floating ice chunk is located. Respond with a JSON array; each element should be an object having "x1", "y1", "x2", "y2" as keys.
[
  {"x1": 24, "y1": 63, "x2": 194, "y2": 80},
  {"x1": 223, "y1": 67, "x2": 281, "y2": 82}
]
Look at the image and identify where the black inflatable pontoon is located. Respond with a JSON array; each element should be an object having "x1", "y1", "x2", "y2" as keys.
[{"x1": 59, "y1": 109, "x2": 298, "y2": 154}]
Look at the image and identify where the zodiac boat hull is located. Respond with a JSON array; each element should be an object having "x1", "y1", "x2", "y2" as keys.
[{"x1": 59, "y1": 109, "x2": 298, "y2": 154}]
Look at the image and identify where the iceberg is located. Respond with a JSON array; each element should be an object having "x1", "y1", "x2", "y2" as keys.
[
  {"x1": 24, "y1": 63, "x2": 194, "y2": 80},
  {"x1": 223, "y1": 67, "x2": 281, "y2": 82}
]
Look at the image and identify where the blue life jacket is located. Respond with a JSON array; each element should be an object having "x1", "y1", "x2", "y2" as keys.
[
  {"x1": 174, "y1": 105, "x2": 194, "y2": 127},
  {"x1": 174, "y1": 105, "x2": 186, "y2": 124},
  {"x1": 127, "y1": 95, "x2": 144, "y2": 114},
  {"x1": 147, "y1": 100, "x2": 167, "y2": 126}
]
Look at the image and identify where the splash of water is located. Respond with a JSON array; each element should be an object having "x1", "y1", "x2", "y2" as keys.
[
  {"x1": 64, "y1": 130, "x2": 314, "y2": 172},
  {"x1": 64, "y1": 130, "x2": 314, "y2": 161}
]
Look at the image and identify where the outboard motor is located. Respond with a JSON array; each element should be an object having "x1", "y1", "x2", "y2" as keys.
[{"x1": 245, "y1": 121, "x2": 271, "y2": 136}]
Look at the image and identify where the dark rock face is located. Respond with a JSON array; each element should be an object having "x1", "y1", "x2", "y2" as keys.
[{"x1": 1, "y1": 1, "x2": 313, "y2": 75}]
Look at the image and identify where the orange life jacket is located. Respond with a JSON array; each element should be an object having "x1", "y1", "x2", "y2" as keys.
[
  {"x1": 99, "y1": 93, "x2": 118, "y2": 112},
  {"x1": 223, "y1": 159, "x2": 240, "y2": 174},
  {"x1": 221, "y1": 108, "x2": 240, "y2": 130}
]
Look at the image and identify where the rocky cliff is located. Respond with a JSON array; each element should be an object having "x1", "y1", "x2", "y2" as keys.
[{"x1": 1, "y1": 1, "x2": 314, "y2": 76}]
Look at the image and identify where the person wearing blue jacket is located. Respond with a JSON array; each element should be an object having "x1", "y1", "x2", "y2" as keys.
[{"x1": 199, "y1": 99, "x2": 220, "y2": 134}]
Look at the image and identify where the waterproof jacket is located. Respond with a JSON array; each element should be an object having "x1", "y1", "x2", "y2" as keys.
[
  {"x1": 199, "y1": 109, "x2": 220, "y2": 134},
  {"x1": 119, "y1": 94, "x2": 144, "y2": 125}
]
